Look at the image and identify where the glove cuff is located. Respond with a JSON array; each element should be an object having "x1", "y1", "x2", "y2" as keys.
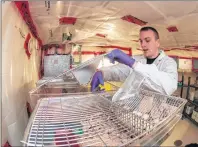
[{"x1": 127, "y1": 58, "x2": 136, "y2": 68}]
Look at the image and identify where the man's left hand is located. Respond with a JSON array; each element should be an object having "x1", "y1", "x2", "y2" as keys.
[{"x1": 107, "y1": 49, "x2": 135, "y2": 67}]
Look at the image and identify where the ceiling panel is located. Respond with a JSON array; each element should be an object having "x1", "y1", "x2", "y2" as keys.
[{"x1": 27, "y1": 1, "x2": 198, "y2": 48}]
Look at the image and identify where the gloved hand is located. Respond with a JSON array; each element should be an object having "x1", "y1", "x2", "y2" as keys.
[
  {"x1": 107, "y1": 49, "x2": 135, "y2": 67},
  {"x1": 91, "y1": 71, "x2": 104, "y2": 92}
]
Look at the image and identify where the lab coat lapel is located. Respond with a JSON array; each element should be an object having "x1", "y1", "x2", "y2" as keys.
[{"x1": 153, "y1": 50, "x2": 166, "y2": 66}]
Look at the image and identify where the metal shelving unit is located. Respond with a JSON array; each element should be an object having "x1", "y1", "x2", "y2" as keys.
[
  {"x1": 182, "y1": 75, "x2": 198, "y2": 127},
  {"x1": 183, "y1": 112, "x2": 198, "y2": 126}
]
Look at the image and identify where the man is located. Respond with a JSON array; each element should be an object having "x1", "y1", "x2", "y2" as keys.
[{"x1": 91, "y1": 26, "x2": 178, "y2": 96}]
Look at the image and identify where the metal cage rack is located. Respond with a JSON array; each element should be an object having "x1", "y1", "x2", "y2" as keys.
[
  {"x1": 23, "y1": 54, "x2": 187, "y2": 146},
  {"x1": 22, "y1": 89, "x2": 186, "y2": 146}
]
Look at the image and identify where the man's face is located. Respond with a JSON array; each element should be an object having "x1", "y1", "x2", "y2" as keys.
[{"x1": 139, "y1": 30, "x2": 160, "y2": 58}]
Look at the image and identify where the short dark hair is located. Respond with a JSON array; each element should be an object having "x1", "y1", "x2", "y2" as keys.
[{"x1": 140, "y1": 26, "x2": 159, "y2": 40}]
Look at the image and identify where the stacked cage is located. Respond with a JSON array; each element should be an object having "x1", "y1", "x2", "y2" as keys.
[{"x1": 22, "y1": 54, "x2": 187, "y2": 146}]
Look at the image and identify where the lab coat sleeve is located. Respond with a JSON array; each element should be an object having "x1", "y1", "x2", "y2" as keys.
[
  {"x1": 99, "y1": 63, "x2": 131, "y2": 82},
  {"x1": 133, "y1": 58, "x2": 178, "y2": 95}
]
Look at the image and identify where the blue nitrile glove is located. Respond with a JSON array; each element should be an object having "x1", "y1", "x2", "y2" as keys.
[
  {"x1": 91, "y1": 71, "x2": 104, "y2": 92},
  {"x1": 107, "y1": 49, "x2": 135, "y2": 67}
]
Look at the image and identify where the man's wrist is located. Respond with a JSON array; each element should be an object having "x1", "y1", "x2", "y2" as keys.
[{"x1": 131, "y1": 61, "x2": 137, "y2": 69}]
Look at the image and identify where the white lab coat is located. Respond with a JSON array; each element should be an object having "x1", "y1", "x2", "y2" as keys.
[{"x1": 100, "y1": 50, "x2": 178, "y2": 95}]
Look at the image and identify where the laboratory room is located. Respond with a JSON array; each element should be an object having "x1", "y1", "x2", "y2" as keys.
[{"x1": 2, "y1": 1, "x2": 198, "y2": 147}]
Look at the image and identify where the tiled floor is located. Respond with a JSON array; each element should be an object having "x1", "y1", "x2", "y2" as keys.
[{"x1": 161, "y1": 118, "x2": 198, "y2": 146}]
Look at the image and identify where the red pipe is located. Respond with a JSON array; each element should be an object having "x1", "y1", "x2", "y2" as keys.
[
  {"x1": 129, "y1": 49, "x2": 132, "y2": 56},
  {"x1": 178, "y1": 56, "x2": 192, "y2": 59},
  {"x1": 169, "y1": 55, "x2": 178, "y2": 58},
  {"x1": 97, "y1": 45, "x2": 132, "y2": 56},
  {"x1": 3, "y1": 141, "x2": 11, "y2": 147},
  {"x1": 99, "y1": 45, "x2": 131, "y2": 51},
  {"x1": 73, "y1": 51, "x2": 106, "y2": 55},
  {"x1": 14, "y1": 2, "x2": 43, "y2": 47},
  {"x1": 96, "y1": 33, "x2": 106, "y2": 38}
]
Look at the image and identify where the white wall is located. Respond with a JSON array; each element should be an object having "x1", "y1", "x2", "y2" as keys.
[{"x1": 2, "y1": 2, "x2": 41, "y2": 146}]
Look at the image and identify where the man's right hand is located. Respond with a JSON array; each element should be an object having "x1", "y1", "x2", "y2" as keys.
[{"x1": 91, "y1": 71, "x2": 104, "y2": 92}]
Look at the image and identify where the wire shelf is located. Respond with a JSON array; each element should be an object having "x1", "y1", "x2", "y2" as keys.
[
  {"x1": 24, "y1": 54, "x2": 187, "y2": 146},
  {"x1": 22, "y1": 89, "x2": 187, "y2": 146}
]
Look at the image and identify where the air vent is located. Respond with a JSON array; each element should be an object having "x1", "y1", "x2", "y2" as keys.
[
  {"x1": 121, "y1": 15, "x2": 147, "y2": 26},
  {"x1": 167, "y1": 26, "x2": 178, "y2": 32},
  {"x1": 59, "y1": 17, "x2": 77, "y2": 25}
]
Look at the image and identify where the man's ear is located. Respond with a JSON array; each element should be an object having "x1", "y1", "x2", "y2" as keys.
[{"x1": 156, "y1": 39, "x2": 160, "y2": 47}]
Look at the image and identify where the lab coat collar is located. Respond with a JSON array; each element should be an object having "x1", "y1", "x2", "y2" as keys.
[
  {"x1": 137, "y1": 50, "x2": 166, "y2": 65},
  {"x1": 153, "y1": 50, "x2": 166, "y2": 65}
]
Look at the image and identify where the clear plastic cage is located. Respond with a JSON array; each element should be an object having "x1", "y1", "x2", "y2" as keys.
[{"x1": 29, "y1": 54, "x2": 119, "y2": 109}]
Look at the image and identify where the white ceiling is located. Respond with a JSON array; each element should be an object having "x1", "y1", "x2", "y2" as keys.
[{"x1": 28, "y1": 1, "x2": 198, "y2": 49}]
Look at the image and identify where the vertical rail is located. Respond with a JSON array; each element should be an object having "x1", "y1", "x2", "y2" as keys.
[
  {"x1": 186, "y1": 77, "x2": 191, "y2": 100},
  {"x1": 180, "y1": 74, "x2": 184, "y2": 98}
]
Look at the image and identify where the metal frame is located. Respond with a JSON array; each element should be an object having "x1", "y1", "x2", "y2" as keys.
[
  {"x1": 23, "y1": 54, "x2": 187, "y2": 146},
  {"x1": 22, "y1": 89, "x2": 186, "y2": 146}
]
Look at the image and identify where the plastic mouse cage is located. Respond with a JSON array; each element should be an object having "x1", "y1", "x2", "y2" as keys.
[
  {"x1": 28, "y1": 55, "x2": 119, "y2": 110},
  {"x1": 23, "y1": 54, "x2": 187, "y2": 146}
]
